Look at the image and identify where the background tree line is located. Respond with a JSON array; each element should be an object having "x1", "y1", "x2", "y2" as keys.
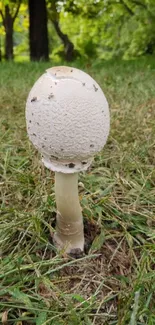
[{"x1": 0, "y1": 0, "x2": 155, "y2": 62}]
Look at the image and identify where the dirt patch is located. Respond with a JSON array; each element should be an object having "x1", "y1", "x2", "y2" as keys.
[{"x1": 45, "y1": 218, "x2": 133, "y2": 321}]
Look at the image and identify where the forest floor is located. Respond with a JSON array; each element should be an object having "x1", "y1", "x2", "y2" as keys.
[{"x1": 0, "y1": 58, "x2": 155, "y2": 325}]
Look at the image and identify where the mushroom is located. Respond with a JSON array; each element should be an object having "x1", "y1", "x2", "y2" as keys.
[{"x1": 25, "y1": 66, "x2": 110, "y2": 254}]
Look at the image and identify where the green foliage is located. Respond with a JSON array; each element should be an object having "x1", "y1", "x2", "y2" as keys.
[
  {"x1": 56, "y1": 0, "x2": 155, "y2": 60},
  {"x1": 1, "y1": 0, "x2": 155, "y2": 60},
  {"x1": 13, "y1": 3, "x2": 28, "y2": 56}
]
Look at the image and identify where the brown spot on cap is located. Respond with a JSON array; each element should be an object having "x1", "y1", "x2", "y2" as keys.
[
  {"x1": 31, "y1": 96, "x2": 37, "y2": 102},
  {"x1": 93, "y1": 84, "x2": 98, "y2": 92},
  {"x1": 48, "y1": 93, "x2": 54, "y2": 99},
  {"x1": 68, "y1": 163, "x2": 75, "y2": 168},
  {"x1": 50, "y1": 155, "x2": 58, "y2": 160}
]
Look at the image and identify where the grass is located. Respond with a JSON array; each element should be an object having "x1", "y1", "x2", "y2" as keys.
[{"x1": 0, "y1": 57, "x2": 155, "y2": 325}]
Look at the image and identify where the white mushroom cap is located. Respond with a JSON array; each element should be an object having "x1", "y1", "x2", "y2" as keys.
[{"x1": 26, "y1": 66, "x2": 110, "y2": 173}]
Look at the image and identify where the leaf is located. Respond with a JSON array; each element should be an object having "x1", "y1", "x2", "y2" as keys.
[
  {"x1": 1, "y1": 310, "x2": 8, "y2": 325},
  {"x1": 89, "y1": 228, "x2": 105, "y2": 253},
  {"x1": 71, "y1": 294, "x2": 90, "y2": 308},
  {"x1": 36, "y1": 312, "x2": 47, "y2": 325},
  {"x1": 9, "y1": 288, "x2": 32, "y2": 308}
]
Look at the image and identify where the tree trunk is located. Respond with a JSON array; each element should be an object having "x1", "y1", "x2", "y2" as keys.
[
  {"x1": 4, "y1": 5, "x2": 14, "y2": 60},
  {"x1": 53, "y1": 20, "x2": 74, "y2": 61},
  {"x1": 28, "y1": 0, "x2": 49, "y2": 61},
  {"x1": 5, "y1": 25, "x2": 14, "y2": 60}
]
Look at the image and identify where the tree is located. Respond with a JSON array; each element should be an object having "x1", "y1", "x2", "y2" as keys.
[
  {"x1": 105, "y1": 0, "x2": 155, "y2": 57},
  {"x1": 57, "y1": 0, "x2": 106, "y2": 59},
  {"x1": 0, "y1": 0, "x2": 21, "y2": 60},
  {"x1": 48, "y1": 0, "x2": 75, "y2": 61},
  {"x1": 120, "y1": 0, "x2": 155, "y2": 55},
  {"x1": 28, "y1": 0, "x2": 49, "y2": 61}
]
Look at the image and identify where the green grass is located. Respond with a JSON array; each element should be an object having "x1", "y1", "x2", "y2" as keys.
[{"x1": 0, "y1": 57, "x2": 155, "y2": 325}]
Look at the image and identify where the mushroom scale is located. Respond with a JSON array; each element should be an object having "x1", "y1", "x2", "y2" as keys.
[{"x1": 26, "y1": 66, "x2": 110, "y2": 173}]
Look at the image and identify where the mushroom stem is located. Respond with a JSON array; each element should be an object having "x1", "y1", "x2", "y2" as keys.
[{"x1": 54, "y1": 172, "x2": 84, "y2": 253}]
